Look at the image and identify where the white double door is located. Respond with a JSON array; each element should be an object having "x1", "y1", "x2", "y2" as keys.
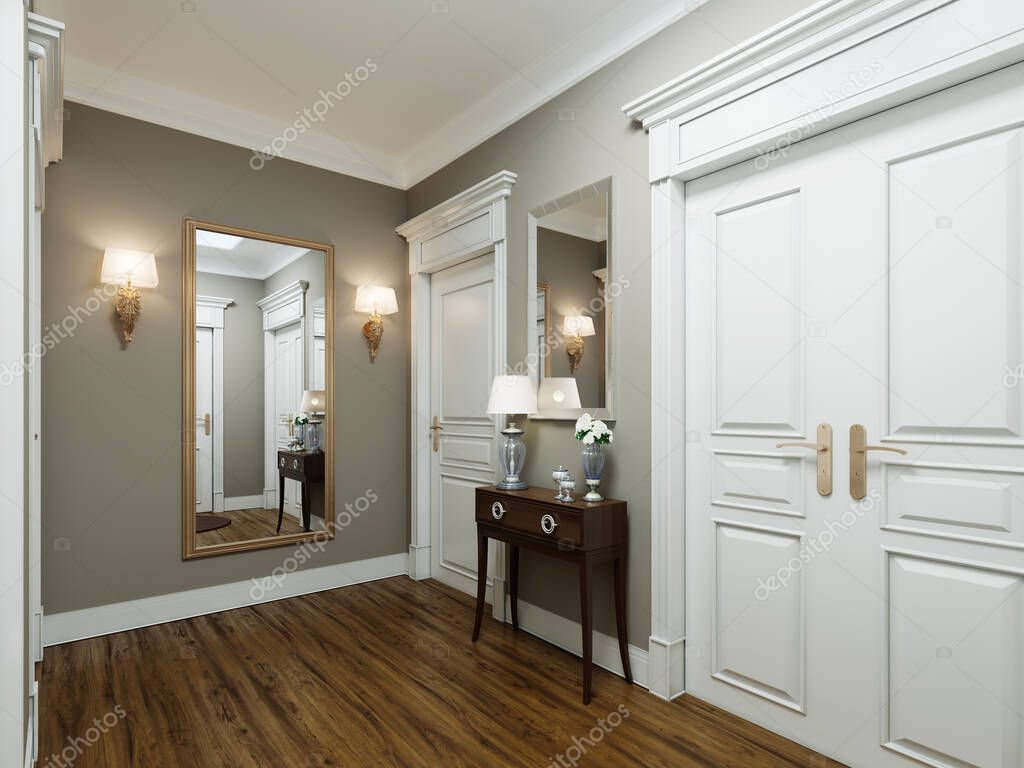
[
  {"x1": 274, "y1": 322, "x2": 304, "y2": 517},
  {"x1": 684, "y1": 67, "x2": 1024, "y2": 768},
  {"x1": 195, "y1": 327, "x2": 214, "y2": 513}
]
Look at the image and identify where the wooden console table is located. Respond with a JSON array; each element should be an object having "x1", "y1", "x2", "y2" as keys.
[
  {"x1": 277, "y1": 449, "x2": 324, "y2": 532},
  {"x1": 472, "y1": 486, "x2": 630, "y2": 704}
]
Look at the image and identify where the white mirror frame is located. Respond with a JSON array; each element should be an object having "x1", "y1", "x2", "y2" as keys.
[{"x1": 527, "y1": 176, "x2": 617, "y2": 421}]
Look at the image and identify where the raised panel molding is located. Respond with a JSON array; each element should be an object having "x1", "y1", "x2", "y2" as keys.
[
  {"x1": 712, "y1": 520, "x2": 805, "y2": 713},
  {"x1": 884, "y1": 549, "x2": 1024, "y2": 768},
  {"x1": 712, "y1": 450, "x2": 805, "y2": 518}
]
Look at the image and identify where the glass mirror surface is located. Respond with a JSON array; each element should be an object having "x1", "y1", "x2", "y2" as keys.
[
  {"x1": 185, "y1": 221, "x2": 333, "y2": 557},
  {"x1": 534, "y1": 179, "x2": 610, "y2": 416}
]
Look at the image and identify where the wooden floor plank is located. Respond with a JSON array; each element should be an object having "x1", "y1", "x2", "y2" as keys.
[{"x1": 39, "y1": 576, "x2": 847, "y2": 767}]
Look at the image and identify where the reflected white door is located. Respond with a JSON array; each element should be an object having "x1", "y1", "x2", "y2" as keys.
[
  {"x1": 430, "y1": 255, "x2": 497, "y2": 596},
  {"x1": 274, "y1": 322, "x2": 304, "y2": 518},
  {"x1": 684, "y1": 66, "x2": 1024, "y2": 768},
  {"x1": 195, "y1": 327, "x2": 214, "y2": 513}
]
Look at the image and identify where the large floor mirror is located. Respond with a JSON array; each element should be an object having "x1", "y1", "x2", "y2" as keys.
[
  {"x1": 528, "y1": 177, "x2": 615, "y2": 420},
  {"x1": 182, "y1": 219, "x2": 335, "y2": 558}
]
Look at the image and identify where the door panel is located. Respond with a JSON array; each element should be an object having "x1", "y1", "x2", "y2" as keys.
[
  {"x1": 685, "y1": 65, "x2": 1024, "y2": 768},
  {"x1": 195, "y1": 327, "x2": 214, "y2": 513},
  {"x1": 430, "y1": 255, "x2": 497, "y2": 596},
  {"x1": 274, "y1": 323, "x2": 303, "y2": 517}
]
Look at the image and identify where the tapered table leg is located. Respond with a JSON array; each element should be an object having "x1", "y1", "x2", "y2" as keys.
[
  {"x1": 613, "y1": 553, "x2": 632, "y2": 684},
  {"x1": 579, "y1": 554, "x2": 594, "y2": 704},
  {"x1": 472, "y1": 532, "x2": 489, "y2": 641},
  {"x1": 509, "y1": 545, "x2": 520, "y2": 630}
]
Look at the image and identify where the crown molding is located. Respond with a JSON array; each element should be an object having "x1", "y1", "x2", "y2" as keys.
[{"x1": 63, "y1": 58, "x2": 405, "y2": 189}]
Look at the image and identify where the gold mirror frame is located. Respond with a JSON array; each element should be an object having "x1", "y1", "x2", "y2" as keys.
[{"x1": 181, "y1": 218, "x2": 336, "y2": 559}]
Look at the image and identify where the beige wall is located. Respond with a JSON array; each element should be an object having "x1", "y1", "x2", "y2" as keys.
[
  {"x1": 41, "y1": 104, "x2": 408, "y2": 614},
  {"x1": 408, "y1": 0, "x2": 818, "y2": 645}
]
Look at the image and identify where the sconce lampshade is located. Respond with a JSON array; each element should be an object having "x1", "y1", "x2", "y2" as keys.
[
  {"x1": 100, "y1": 249, "x2": 159, "y2": 288},
  {"x1": 485, "y1": 375, "x2": 538, "y2": 416},
  {"x1": 537, "y1": 377, "x2": 582, "y2": 411},
  {"x1": 300, "y1": 390, "x2": 327, "y2": 414},
  {"x1": 563, "y1": 314, "x2": 596, "y2": 337},
  {"x1": 354, "y1": 285, "x2": 399, "y2": 315}
]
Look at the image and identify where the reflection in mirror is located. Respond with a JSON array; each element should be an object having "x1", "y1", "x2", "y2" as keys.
[
  {"x1": 530, "y1": 178, "x2": 611, "y2": 419},
  {"x1": 184, "y1": 221, "x2": 334, "y2": 557}
]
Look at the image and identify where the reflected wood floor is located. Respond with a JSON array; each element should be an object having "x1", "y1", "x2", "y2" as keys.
[
  {"x1": 194, "y1": 508, "x2": 306, "y2": 546},
  {"x1": 39, "y1": 577, "x2": 847, "y2": 767}
]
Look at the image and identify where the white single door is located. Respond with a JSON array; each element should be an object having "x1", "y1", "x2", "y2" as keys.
[
  {"x1": 274, "y1": 322, "x2": 304, "y2": 518},
  {"x1": 684, "y1": 65, "x2": 1024, "y2": 768},
  {"x1": 195, "y1": 326, "x2": 214, "y2": 513},
  {"x1": 429, "y1": 255, "x2": 498, "y2": 597}
]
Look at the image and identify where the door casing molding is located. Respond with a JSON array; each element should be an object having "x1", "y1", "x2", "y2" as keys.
[
  {"x1": 195, "y1": 295, "x2": 232, "y2": 513},
  {"x1": 623, "y1": 0, "x2": 1024, "y2": 700},
  {"x1": 396, "y1": 170, "x2": 516, "y2": 617}
]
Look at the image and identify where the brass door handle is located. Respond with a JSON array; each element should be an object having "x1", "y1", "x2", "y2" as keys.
[
  {"x1": 850, "y1": 424, "x2": 907, "y2": 499},
  {"x1": 776, "y1": 423, "x2": 832, "y2": 496},
  {"x1": 430, "y1": 416, "x2": 443, "y2": 452},
  {"x1": 203, "y1": 413, "x2": 211, "y2": 436}
]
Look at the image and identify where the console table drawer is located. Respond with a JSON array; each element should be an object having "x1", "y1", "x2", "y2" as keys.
[{"x1": 476, "y1": 495, "x2": 582, "y2": 544}]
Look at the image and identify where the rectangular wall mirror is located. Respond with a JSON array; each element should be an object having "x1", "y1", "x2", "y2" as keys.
[
  {"x1": 182, "y1": 219, "x2": 335, "y2": 558},
  {"x1": 528, "y1": 177, "x2": 615, "y2": 420}
]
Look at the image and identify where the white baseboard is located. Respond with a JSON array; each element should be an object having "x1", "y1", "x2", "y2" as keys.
[
  {"x1": 43, "y1": 552, "x2": 408, "y2": 647},
  {"x1": 503, "y1": 596, "x2": 649, "y2": 689},
  {"x1": 223, "y1": 494, "x2": 265, "y2": 512}
]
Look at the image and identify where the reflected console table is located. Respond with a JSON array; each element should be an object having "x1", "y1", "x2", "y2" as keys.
[
  {"x1": 277, "y1": 449, "x2": 324, "y2": 533},
  {"x1": 472, "y1": 486, "x2": 630, "y2": 704}
]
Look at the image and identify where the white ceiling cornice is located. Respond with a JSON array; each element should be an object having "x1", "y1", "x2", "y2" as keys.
[{"x1": 59, "y1": 0, "x2": 702, "y2": 191}]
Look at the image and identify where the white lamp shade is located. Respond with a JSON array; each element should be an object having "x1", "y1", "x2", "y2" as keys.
[
  {"x1": 537, "y1": 377, "x2": 582, "y2": 411},
  {"x1": 300, "y1": 389, "x2": 327, "y2": 413},
  {"x1": 100, "y1": 249, "x2": 159, "y2": 288},
  {"x1": 563, "y1": 314, "x2": 596, "y2": 337},
  {"x1": 354, "y1": 285, "x2": 399, "y2": 315},
  {"x1": 485, "y1": 375, "x2": 538, "y2": 415}
]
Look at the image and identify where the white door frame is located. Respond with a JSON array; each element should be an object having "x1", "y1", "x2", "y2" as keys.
[
  {"x1": 396, "y1": 170, "x2": 516, "y2": 618},
  {"x1": 196, "y1": 295, "x2": 232, "y2": 513},
  {"x1": 622, "y1": 0, "x2": 1024, "y2": 701},
  {"x1": 258, "y1": 280, "x2": 308, "y2": 511}
]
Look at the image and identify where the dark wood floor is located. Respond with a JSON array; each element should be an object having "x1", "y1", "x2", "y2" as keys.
[
  {"x1": 195, "y1": 507, "x2": 308, "y2": 546},
  {"x1": 39, "y1": 577, "x2": 846, "y2": 767}
]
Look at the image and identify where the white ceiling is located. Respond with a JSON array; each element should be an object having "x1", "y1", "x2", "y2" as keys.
[
  {"x1": 195, "y1": 229, "x2": 313, "y2": 280},
  {"x1": 538, "y1": 191, "x2": 607, "y2": 242},
  {"x1": 34, "y1": 0, "x2": 703, "y2": 189}
]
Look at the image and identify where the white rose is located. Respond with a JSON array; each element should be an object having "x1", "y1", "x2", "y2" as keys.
[
  {"x1": 582, "y1": 432, "x2": 596, "y2": 445},
  {"x1": 575, "y1": 413, "x2": 593, "y2": 433},
  {"x1": 592, "y1": 420, "x2": 609, "y2": 436}
]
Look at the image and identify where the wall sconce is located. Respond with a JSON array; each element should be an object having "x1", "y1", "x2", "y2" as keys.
[
  {"x1": 354, "y1": 284, "x2": 399, "y2": 362},
  {"x1": 563, "y1": 315, "x2": 595, "y2": 374},
  {"x1": 100, "y1": 248, "x2": 159, "y2": 344}
]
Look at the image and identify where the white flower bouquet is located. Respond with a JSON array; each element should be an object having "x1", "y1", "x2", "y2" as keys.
[{"x1": 574, "y1": 413, "x2": 613, "y2": 446}]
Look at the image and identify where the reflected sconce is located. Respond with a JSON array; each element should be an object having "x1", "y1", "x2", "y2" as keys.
[
  {"x1": 537, "y1": 377, "x2": 582, "y2": 412},
  {"x1": 100, "y1": 248, "x2": 159, "y2": 344},
  {"x1": 354, "y1": 284, "x2": 399, "y2": 362},
  {"x1": 563, "y1": 315, "x2": 596, "y2": 375}
]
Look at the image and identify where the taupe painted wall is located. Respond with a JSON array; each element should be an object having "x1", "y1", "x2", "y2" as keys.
[
  {"x1": 195, "y1": 271, "x2": 265, "y2": 498},
  {"x1": 537, "y1": 227, "x2": 606, "y2": 407},
  {"x1": 408, "y1": 0, "x2": 818, "y2": 645},
  {"x1": 42, "y1": 104, "x2": 408, "y2": 614}
]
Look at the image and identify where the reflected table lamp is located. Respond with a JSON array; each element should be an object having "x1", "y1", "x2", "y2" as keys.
[
  {"x1": 485, "y1": 375, "x2": 538, "y2": 490},
  {"x1": 537, "y1": 377, "x2": 582, "y2": 412},
  {"x1": 300, "y1": 389, "x2": 327, "y2": 451}
]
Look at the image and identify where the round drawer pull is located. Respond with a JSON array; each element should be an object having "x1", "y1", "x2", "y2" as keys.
[
  {"x1": 491, "y1": 501, "x2": 505, "y2": 520},
  {"x1": 540, "y1": 513, "x2": 558, "y2": 535}
]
